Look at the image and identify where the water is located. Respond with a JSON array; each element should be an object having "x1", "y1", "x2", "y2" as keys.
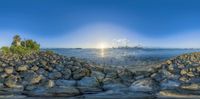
[{"x1": 46, "y1": 48, "x2": 200, "y2": 68}]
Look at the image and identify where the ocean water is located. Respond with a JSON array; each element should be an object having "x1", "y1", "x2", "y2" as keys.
[{"x1": 46, "y1": 48, "x2": 200, "y2": 68}]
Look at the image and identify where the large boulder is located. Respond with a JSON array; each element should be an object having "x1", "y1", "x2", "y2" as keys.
[
  {"x1": 129, "y1": 78, "x2": 158, "y2": 93},
  {"x1": 78, "y1": 77, "x2": 99, "y2": 88},
  {"x1": 160, "y1": 80, "x2": 181, "y2": 90}
]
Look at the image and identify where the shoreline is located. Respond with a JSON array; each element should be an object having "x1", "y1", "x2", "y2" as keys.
[{"x1": 0, "y1": 51, "x2": 200, "y2": 98}]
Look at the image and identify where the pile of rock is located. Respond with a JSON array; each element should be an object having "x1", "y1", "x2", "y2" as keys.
[{"x1": 1, "y1": 51, "x2": 200, "y2": 98}]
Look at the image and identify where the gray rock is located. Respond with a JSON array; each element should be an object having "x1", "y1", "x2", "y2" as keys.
[
  {"x1": 55, "y1": 79, "x2": 76, "y2": 86},
  {"x1": 129, "y1": 78, "x2": 158, "y2": 93},
  {"x1": 61, "y1": 68, "x2": 71, "y2": 79},
  {"x1": 48, "y1": 86, "x2": 80, "y2": 96},
  {"x1": 91, "y1": 71, "x2": 105, "y2": 82},
  {"x1": 73, "y1": 68, "x2": 90, "y2": 80},
  {"x1": 78, "y1": 77, "x2": 99, "y2": 88},
  {"x1": 103, "y1": 83, "x2": 127, "y2": 91},
  {"x1": 160, "y1": 80, "x2": 181, "y2": 90},
  {"x1": 48, "y1": 71, "x2": 62, "y2": 79}
]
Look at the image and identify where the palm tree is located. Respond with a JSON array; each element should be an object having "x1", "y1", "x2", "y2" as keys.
[{"x1": 12, "y1": 35, "x2": 21, "y2": 46}]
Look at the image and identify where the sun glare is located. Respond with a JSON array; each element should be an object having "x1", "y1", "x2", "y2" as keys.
[{"x1": 98, "y1": 42, "x2": 107, "y2": 49}]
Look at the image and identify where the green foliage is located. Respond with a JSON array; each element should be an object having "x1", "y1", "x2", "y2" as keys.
[
  {"x1": 21, "y1": 39, "x2": 40, "y2": 51},
  {"x1": 10, "y1": 46, "x2": 29, "y2": 55},
  {"x1": 1, "y1": 46, "x2": 10, "y2": 54},
  {"x1": 1, "y1": 35, "x2": 40, "y2": 55},
  {"x1": 45, "y1": 50, "x2": 54, "y2": 55}
]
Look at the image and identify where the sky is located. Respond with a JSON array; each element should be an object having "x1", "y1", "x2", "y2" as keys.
[{"x1": 0, "y1": 0, "x2": 200, "y2": 48}]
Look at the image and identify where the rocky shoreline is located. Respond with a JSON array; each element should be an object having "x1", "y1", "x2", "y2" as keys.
[{"x1": 1, "y1": 51, "x2": 200, "y2": 98}]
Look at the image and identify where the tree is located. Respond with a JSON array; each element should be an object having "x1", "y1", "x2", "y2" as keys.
[
  {"x1": 21, "y1": 39, "x2": 40, "y2": 51},
  {"x1": 12, "y1": 35, "x2": 21, "y2": 46}
]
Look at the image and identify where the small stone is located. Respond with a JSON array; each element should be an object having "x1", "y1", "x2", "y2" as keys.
[
  {"x1": 4, "y1": 75, "x2": 17, "y2": 88},
  {"x1": 30, "y1": 75, "x2": 42, "y2": 84},
  {"x1": 4, "y1": 67, "x2": 13, "y2": 74},
  {"x1": 17, "y1": 65, "x2": 28, "y2": 71},
  {"x1": 46, "y1": 80, "x2": 55, "y2": 88},
  {"x1": 31, "y1": 66, "x2": 39, "y2": 71}
]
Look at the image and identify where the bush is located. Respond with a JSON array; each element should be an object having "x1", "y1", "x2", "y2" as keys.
[
  {"x1": 21, "y1": 40, "x2": 40, "y2": 51},
  {"x1": 0, "y1": 35, "x2": 41, "y2": 55},
  {"x1": 10, "y1": 46, "x2": 29, "y2": 55},
  {"x1": 1, "y1": 46, "x2": 10, "y2": 54}
]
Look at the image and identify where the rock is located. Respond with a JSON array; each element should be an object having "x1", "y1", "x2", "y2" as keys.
[
  {"x1": 25, "y1": 87, "x2": 49, "y2": 96},
  {"x1": 129, "y1": 78, "x2": 158, "y2": 93},
  {"x1": 91, "y1": 71, "x2": 105, "y2": 82},
  {"x1": 103, "y1": 83, "x2": 127, "y2": 91},
  {"x1": 4, "y1": 67, "x2": 13, "y2": 74},
  {"x1": 61, "y1": 68, "x2": 71, "y2": 79},
  {"x1": 46, "y1": 80, "x2": 55, "y2": 88},
  {"x1": 4, "y1": 75, "x2": 18, "y2": 88},
  {"x1": 31, "y1": 66, "x2": 39, "y2": 71},
  {"x1": 17, "y1": 65, "x2": 28, "y2": 71},
  {"x1": 73, "y1": 68, "x2": 90, "y2": 80},
  {"x1": 181, "y1": 84, "x2": 200, "y2": 90},
  {"x1": 48, "y1": 86, "x2": 80, "y2": 96},
  {"x1": 55, "y1": 80, "x2": 76, "y2": 87},
  {"x1": 160, "y1": 80, "x2": 181, "y2": 90},
  {"x1": 48, "y1": 71, "x2": 62, "y2": 79},
  {"x1": 31, "y1": 75, "x2": 42, "y2": 84},
  {"x1": 78, "y1": 77, "x2": 99, "y2": 88}
]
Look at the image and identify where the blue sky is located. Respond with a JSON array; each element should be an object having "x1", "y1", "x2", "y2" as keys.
[{"x1": 0, "y1": 0, "x2": 200, "y2": 48}]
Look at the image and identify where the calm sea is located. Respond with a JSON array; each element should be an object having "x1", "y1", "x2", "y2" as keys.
[{"x1": 45, "y1": 48, "x2": 200, "y2": 68}]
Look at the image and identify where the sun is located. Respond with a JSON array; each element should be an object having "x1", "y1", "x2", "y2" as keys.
[{"x1": 97, "y1": 42, "x2": 107, "y2": 49}]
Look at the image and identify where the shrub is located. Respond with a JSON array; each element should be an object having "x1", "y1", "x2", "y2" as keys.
[
  {"x1": 10, "y1": 46, "x2": 29, "y2": 55},
  {"x1": 45, "y1": 50, "x2": 54, "y2": 55},
  {"x1": 21, "y1": 39, "x2": 40, "y2": 51},
  {"x1": 1, "y1": 46, "x2": 10, "y2": 54},
  {"x1": 0, "y1": 35, "x2": 40, "y2": 55}
]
